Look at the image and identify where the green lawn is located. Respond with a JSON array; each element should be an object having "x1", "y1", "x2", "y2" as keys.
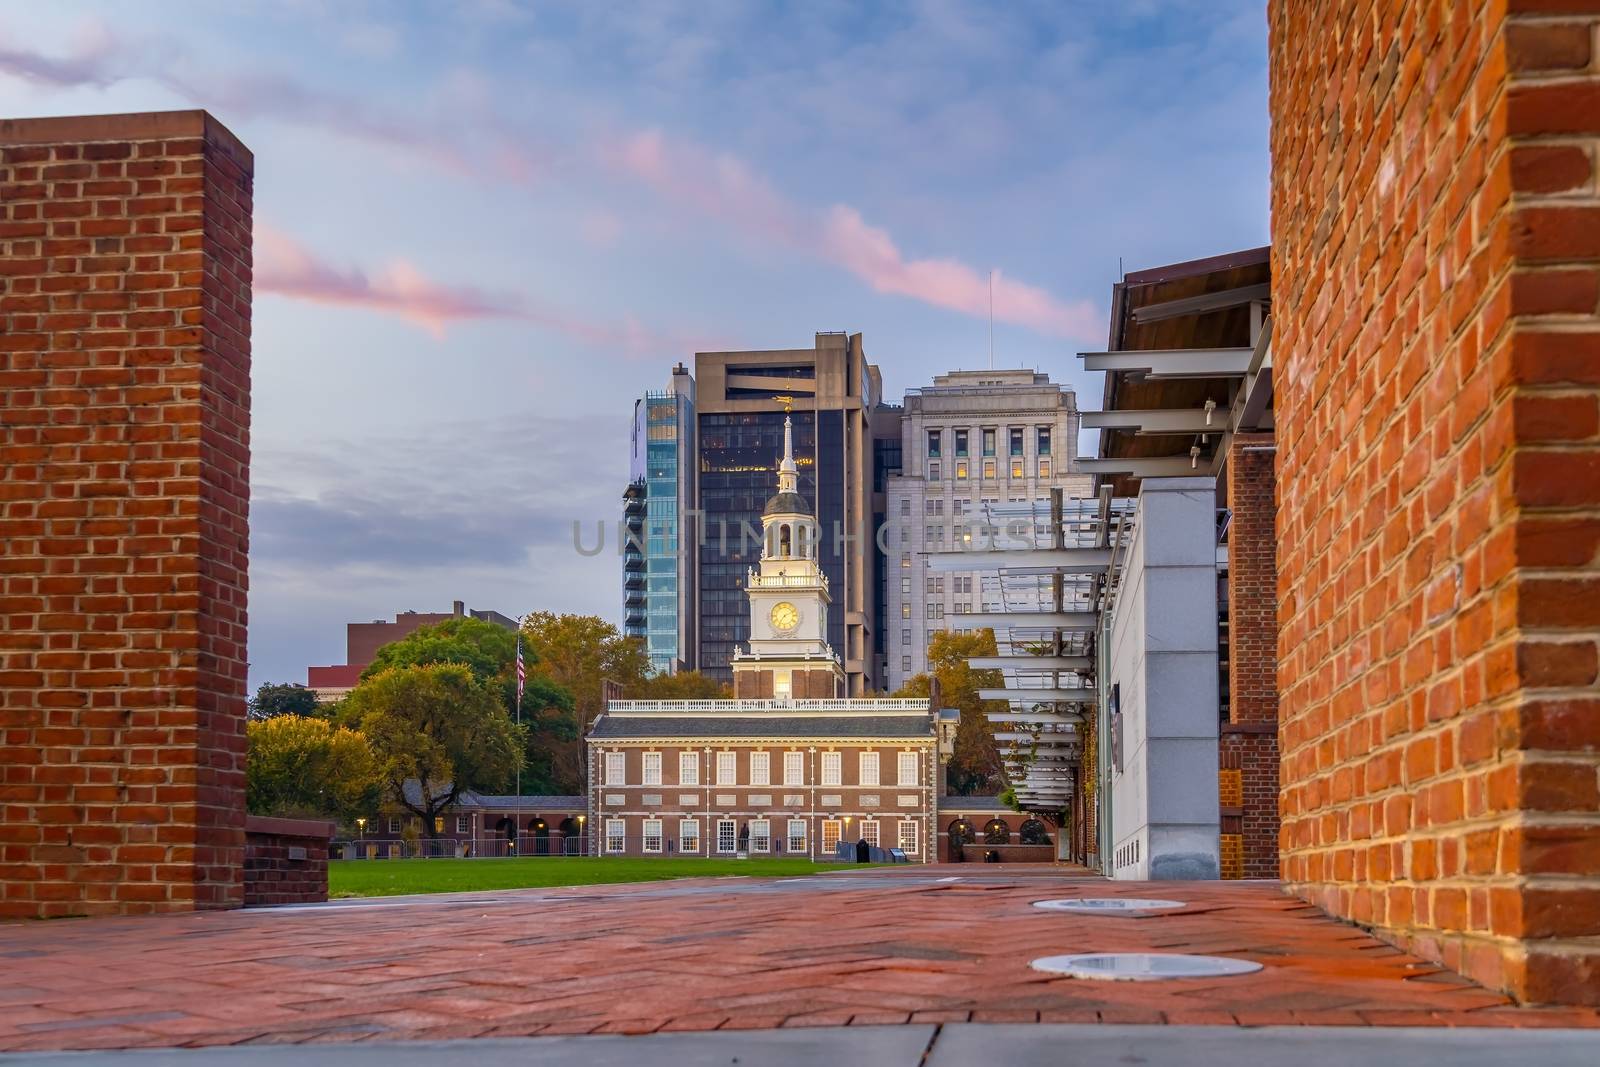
[{"x1": 329, "y1": 856, "x2": 858, "y2": 898}]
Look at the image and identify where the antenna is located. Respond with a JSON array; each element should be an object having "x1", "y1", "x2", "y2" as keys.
[{"x1": 988, "y1": 269, "x2": 995, "y2": 371}]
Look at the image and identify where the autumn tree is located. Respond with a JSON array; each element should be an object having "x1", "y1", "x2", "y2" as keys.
[
  {"x1": 518, "y1": 612, "x2": 650, "y2": 789},
  {"x1": 246, "y1": 715, "x2": 381, "y2": 822},
  {"x1": 894, "y1": 629, "x2": 1005, "y2": 795},
  {"x1": 248, "y1": 682, "x2": 320, "y2": 721},
  {"x1": 628, "y1": 670, "x2": 732, "y2": 700},
  {"x1": 362, "y1": 616, "x2": 577, "y2": 795},
  {"x1": 344, "y1": 663, "x2": 523, "y2": 837}
]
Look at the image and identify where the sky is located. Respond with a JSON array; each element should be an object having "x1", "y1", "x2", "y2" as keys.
[{"x1": 0, "y1": 0, "x2": 1271, "y2": 691}]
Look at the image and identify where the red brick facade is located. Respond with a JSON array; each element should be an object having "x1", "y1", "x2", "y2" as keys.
[
  {"x1": 0, "y1": 111, "x2": 252, "y2": 917},
  {"x1": 1223, "y1": 432, "x2": 1281, "y2": 879},
  {"x1": 1270, "y1": 2, "x2": 1600, "y2": 1002},
  {"x1": 244, "y1": 816, "x2": 331, "y2": 907}
]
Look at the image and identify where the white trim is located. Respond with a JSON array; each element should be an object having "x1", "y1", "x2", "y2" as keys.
[
  {"x1": 749, "y1": 750, "x2": 771, "y2": 786},
  {"x1": 786, "y1": 818, "x2": 807, "y2": 855},
  {"x1": 862, "y1": 820, "x2": 880, "y2": 848},
  {"x1": 859, "y1": 751, "x2": 880, "y2": 787},
  {"x1": 717, "y1": 750, "x2": 738, "y2": 786},
  {"x1": 750, "y1": 818, "x2": 771, "y2": 853},
  {"x1": 605, "y1": 818, "x2": 625, "y2": 853},
  {"x1": 605, "y1": 751, "x2": 627, "y2": 786},
  {"x1": 898, "y1": 819, "x2": 920, "y2": 855},
  {"x1": 821, "y1": 819, "x2": 842, "y2": 856},
  {"x1": 679, "y1": 818, "x2": 700, "y2": 853},
  {"x1": 716, "y1": 818, "x2": 737, "y2": 854},
  {"x1": 897, "y1": 750, "x2": 918, "y2": 786},
  {"x1": 821, "y1": 751, "x2": 842, "y2": 786},
  {"x1": 606, "y1": 699, "x2": 929, "y2": 713},
  {"x1": 678, "y1": 750, "x2": 699, "y2": 785},
  {"x1": 642, "y1": 818, "x2": 663, "y2": 853},
  {"x1": 783, "y1": 750, "x2": 805, "y2": 785},
  {"x1": 642, "y1": 751, "x2": 662, "y2": 786}
]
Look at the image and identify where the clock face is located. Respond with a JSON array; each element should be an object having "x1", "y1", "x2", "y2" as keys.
[{"x1": 770, "y1": 601, "x2": 800, "y2": 633}]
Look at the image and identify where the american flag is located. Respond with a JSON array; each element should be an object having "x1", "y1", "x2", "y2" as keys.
[{"x1": 515, "y1": 636, "x2": 526, "y2": 715}]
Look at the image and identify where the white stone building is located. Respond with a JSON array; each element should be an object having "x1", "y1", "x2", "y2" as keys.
[{"x1": 884, "y1": 370, "x2": 1093, "y2": 690}]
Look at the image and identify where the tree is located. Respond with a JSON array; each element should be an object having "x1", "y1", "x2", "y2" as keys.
[
  {"x1": 628, "y1": 670, "x2": 732, "y2": 700},
  {"x1": 518, "y1": 613, "x2": 650, "y2": 789},
  {"x1": 248, "y1": 682, "x2": 320, "y2": 721},
  {"x1": 246, "y1": 715, "x2": 381, "y2": 822},
  {"x1": 361, "y1": 616, "x2": 578, "y2": 796},
  {"x1": 345, "y1": 663, "x2": 524, "y2": 837},
  {"x1": 894, "y1": 629, "x2": 1005, "y2": 795}
]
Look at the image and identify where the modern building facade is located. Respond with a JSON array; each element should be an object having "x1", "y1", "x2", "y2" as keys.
[
  {"x1": 305, "y1": 600, "x2": 516, "y2": 701},
  {"x1": 624, "y1": 364, "x2": 697, "y2": 674},
  {"x1": 884, "y1": 370, "x2": 1091, "y2": 690},
  {"x1": 693, "y1": 333, "x2": 883, "y2": 694}
]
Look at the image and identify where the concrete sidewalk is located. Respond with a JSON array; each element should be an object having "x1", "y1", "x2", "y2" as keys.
[{"x1": 7, "y1": 1025, "x2": 1600, "y2": 1067}]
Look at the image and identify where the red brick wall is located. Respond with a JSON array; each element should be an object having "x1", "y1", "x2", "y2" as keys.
[
  {"x1": 243, "y1": 816, "x2": 331, "y2": 907},
  {"x1": 1269, "y1": 1, "x2": 1600, "y2": 1003},
  {"x1": 0, "y1": 111, "x2": 252, "y2": 917},
  {"x1": 1224, "y1": 432, "x2": 1281, "y2": 879}
]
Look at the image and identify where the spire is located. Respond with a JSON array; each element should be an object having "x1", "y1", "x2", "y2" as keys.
[{"x1": 777, "y1": 413, "x2": 798, "y2": 494}]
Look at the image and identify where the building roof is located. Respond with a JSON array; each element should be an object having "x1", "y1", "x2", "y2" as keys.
[
  {"x1": 763, "y1": 490, "x2": 811, "y2": 517},
  {"x1": 399, "y1": 780, "x2": 583, "y2": 811},
  {"x1": 590, "y1": 714, "x2": 934, "y2": 740}
]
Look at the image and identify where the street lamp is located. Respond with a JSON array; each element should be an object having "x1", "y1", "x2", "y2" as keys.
[{"x1": 356, "y1": 817, "x2": 366, "y2": 838}]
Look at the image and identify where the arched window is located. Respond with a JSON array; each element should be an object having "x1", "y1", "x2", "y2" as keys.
[
  {"x1": 1019, "y1": 818, "x2": 1049, "y2": 845},
  {"x1": 797, "y1": 523, "x2": 809, "y2": 558},
  {"x1": 779, "y1": 523, "x2": 792, "y2": 557},
  {"x1": 983, "y1": 818, "x2": 1010, "y2": 844},
  {"x1": 947, "y1": 818, "x2": 976, "y2": 846}
]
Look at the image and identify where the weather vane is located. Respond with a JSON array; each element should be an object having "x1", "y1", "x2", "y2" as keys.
[{"x1": 774, "y1": 394, "x2": 793, "y2": 413}]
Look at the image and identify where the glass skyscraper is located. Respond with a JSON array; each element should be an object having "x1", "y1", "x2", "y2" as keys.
[{"x1": 624, "y1": 365, "x2": 696, "y2": 675}]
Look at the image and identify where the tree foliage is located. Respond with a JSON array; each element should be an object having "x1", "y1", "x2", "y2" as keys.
[
  {"x1": 344, "y1": 663, "x2": 524, "y2": 835},
  {"x1": 518, "y1": 612, "x2": 651, "y2": 790},
  {"x1": 361, "y1": 616, "x2": 578, "y2": 796},
  {"x1": 893, "y1": 629, "x2": 1005, "y2": 795},
  {"x1": 248, "y1": 682, "x2": 320, "y2": 721},
  {"x1": 628, "y1": 669, "x2": 732, "y2": 700},
  {"x1": 246, "y1": 715, "x2": 381, "y2": 821}
]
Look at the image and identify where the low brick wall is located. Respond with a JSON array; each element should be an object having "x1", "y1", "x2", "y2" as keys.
[
  {"x1": 244, "y1": 816, "x2": 334, "y2": 907},
  {"x1": 957, "y1": 844, "x2": 1055, "y2": 863}
]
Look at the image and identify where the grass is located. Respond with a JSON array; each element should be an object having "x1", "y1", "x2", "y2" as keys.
[{"x1": 328, "y1": 856, "x2": 861, "y2": 898}]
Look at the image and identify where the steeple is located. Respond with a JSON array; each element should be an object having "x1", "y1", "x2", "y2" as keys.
[{"x1": 762, "y1": 399, "x2": 811, "y2": 519}]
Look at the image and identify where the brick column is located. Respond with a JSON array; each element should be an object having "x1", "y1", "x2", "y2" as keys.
[
  {"x1": 1270, "y1": 1, "x2": 1600, "y2": 1003},
  {"x1": 1222, "y1": 432, "x2": 1280, "y2": 879},
  {"x1": 0, "y1": 111, "x2": 252, "y2": 916}
]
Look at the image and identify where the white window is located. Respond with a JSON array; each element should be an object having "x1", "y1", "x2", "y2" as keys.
[
  {"x1": 821, "y1": 819, "x2": 842, "y2": 856},
  {"x1": 749, "y1": 750, "x2": 770, "y2": 786},
  {"x1": 717, "y1": 819, "x2": 737, "y2": 854},
  {"x1": 642, "y1": 819, "x2": 663, "y2": 853},
  {"x1": 859, "y1": 751, "x2": 880, "y2": 786},
  {"x1": 786, "y1": 819, "x2": 807, "y2": 854},
  {"x1": 898, "y1": 751, "x2": 918, "y2": 786},
  {"x1": 642, "y1": 752, "x2": 662, "y2": 786},
  {"x1": 605, "y1": 751, "x2": 626, "y2": 786},
  {"x1": 606, "y1": 818, "x2": 625, "y2": 853},
  {"x1": 898, "y1": 820, "x2": 919, "y2": 854},
  {"x1": 821, "y1": 751, "x2": 841, "y2": 786},
  {"x1": 717, "y1": 751, "x2": 738, "y2": 785},
  {"x1": 784, "y1": 751, "x2": 804, "y2": 785},
  {"x1": 750, "y1": 818, "x2": 771, "y2": 853},
  {"x1": 455, "y1": 815, "x2": 470, "y2": 834},
  {"x1": 679, "y1": 751, "x2": 699, "y2": 785},
  {"x1": 387, "y1": 817, "x2": 400, "y2": 833},
  {"x1": 679, "y1": 819, "x2": 700, "y2": 853},
  {"x1": 862, "y1": 820, "x2": 880, "y2": 848}
]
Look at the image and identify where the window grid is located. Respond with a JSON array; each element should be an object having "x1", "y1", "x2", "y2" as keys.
[
  {"x1": 821, "y1": 751, "x2": 842, "y2": 786},
  {"x1": 784, "y1": 751, "x2": 805, "y2": 785},
  {"x1": 679, "y1": 818, "x2": 700, "y2": 853},
  {"x1": 821, "y1": 819, "x2": 842, "y2": 855},
  {"x1": 605, "y1": 751, "x2": 626, "y2": 786},
  {"x1": 717, "y1": 751, "x2": 737, "y2": 785},
  {"x1": 898, "y1": 820, "x2": 920, "y2": 854},
  {"x1": 750, "y1": 819, "x2": 771, "y2": 853},
  {"x1": 898, "y1": 751, "x2": 919, "y2": 785},
  {"x1": 787, "y1": 819, "x2": 807, "y2": 854},
  {"x1": 750, "y1": 751, "x2": 771, "y2": 786},
  {"x1": 679, "y1": 751, "x2": 699, "y2": 785},
  {"x1": 606, "y1": 819, "x2": 625, "y2": 853},
  {"x1": 859, "y1": 751, "x2": 880, "y2": 786},
  {"x1": 642, "y1": 752, "x2": 662, "y2": 786},
  {"x1": 642, "y1": 819, "x2": 663, "y2": 853},
  {"x1": 717, "y1": 819, "x2": 737, "y2": 854}
]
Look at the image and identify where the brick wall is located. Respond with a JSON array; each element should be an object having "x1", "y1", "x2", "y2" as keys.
[
  {"x1": 243, "y1": 816, "x2": 332, "y2": 907},
  {"x1": 0, "y1": 111, "x2": 252, "y2": 917},
  {"x1": 1269, "y1": 1, "x2": 1600, "y2": 1003},
  {"x1": 1223, "y1": 432, "x2": 1281, "y2": 879}
]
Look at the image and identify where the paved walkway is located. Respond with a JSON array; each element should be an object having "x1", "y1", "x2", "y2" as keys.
[{"x1": 2, "y1": 866, "x2": 1598, "y2": 1052}]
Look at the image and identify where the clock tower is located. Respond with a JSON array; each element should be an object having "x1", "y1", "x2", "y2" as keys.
[{"x1": 730, "y1": 406, "x2": 846, "y2": 700}]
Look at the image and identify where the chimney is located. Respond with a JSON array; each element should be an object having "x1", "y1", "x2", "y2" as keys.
[{"x1": 453, "y1": 600, "x2": 464, "y2": 617}]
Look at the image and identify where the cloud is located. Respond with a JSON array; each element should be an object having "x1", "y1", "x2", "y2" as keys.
[
  {"x1": 609, "y1": 128, "x2": 1102, "y2": 340},
  {"x1": 254, "y1": 225, "x2": 528, "y2": 338},
  {"x1": 821, "y1": 205, "x2": 1102, "y2": 340},
  {"x1": 3, "y1": 28, "x2": 1101, "y2": 341},
  {"x1": 254, "y1": 225, "x2": 715, "y2": 354}
]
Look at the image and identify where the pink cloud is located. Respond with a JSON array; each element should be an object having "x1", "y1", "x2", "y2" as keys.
[
  {"x1": 822, "y1": 206, "x2": 1102, "y2": 340},
  {"x1": 254, "y1": 226, "x2": 721, "y2": 356},
  {"x1": 254, "y1": 226, "x2": 521, "y2": 339}
]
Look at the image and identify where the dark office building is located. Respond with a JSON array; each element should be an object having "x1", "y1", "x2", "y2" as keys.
[{"x1": 692, "y1": 334, "x2": 883, "y2": 694}]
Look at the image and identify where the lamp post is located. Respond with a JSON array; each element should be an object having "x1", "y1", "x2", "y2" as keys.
[
  {"x1": 577, "y1": 814, "x2": 586, "y2": 856},
  {"x1": 356, "y1": 817, "x2": 366, "y2": 839}
]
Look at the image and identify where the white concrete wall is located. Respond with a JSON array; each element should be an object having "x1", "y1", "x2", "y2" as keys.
[{"x1": 1105, "y1": 476, "x2": 1220, "y2": 880}]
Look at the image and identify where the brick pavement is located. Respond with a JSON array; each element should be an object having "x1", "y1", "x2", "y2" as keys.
[{"x1": 1, "y1": 866, "x2": 1598, "y2": 1052}]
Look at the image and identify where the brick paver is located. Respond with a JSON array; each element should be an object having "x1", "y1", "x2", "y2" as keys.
[{"x1": 1, "y1": 866, "x2": 1597, "y2": 1051}]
